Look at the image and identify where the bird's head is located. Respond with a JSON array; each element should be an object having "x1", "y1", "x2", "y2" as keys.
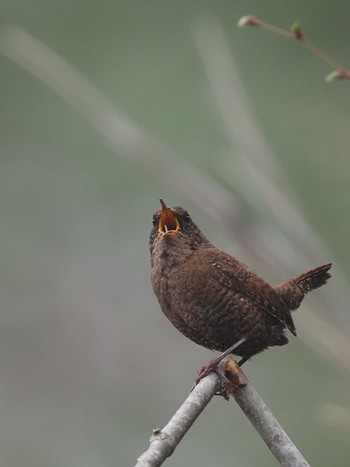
[{"x1": 149, "y1": 199, "x2": 209, "y2": 266}]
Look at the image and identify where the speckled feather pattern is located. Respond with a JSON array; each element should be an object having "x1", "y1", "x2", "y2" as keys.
[{"x1": 150, "y1": 205, "x2": 332, "y2": 360}]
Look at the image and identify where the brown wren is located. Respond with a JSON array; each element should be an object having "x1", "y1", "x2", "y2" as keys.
[{"x1": 149, "y1": 199, "x2": 332, "y2": 373}]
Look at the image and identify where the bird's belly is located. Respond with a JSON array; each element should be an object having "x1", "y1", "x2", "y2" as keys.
[
  {"x1": 170, "y1": 291, "x2": 271, "y2": 354},
  {"x1": 152, "y1": 264, "x2": 276, "y2": 357}
]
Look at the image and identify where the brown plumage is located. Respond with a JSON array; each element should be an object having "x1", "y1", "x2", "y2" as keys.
[{"x1": 149, "y1": 200, "x2": 332, "y2": 364}]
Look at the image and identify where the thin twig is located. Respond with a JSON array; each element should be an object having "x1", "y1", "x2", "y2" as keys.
[
  {"x1": 238, "y1": 15, "x2": 350, "y2": 81},
  {"x1": 136, "y1": 357, "x2": 310, "y2": 467}
]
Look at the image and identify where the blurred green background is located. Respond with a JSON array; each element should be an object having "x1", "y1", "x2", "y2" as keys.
[{"x1": 1, "y1": 1, "x2": 350, "y2": 466}]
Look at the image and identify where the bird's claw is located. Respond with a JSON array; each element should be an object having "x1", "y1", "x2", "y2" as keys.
[
  {"x1": 191, "y1": 362, "x2": 230, "y2": 392},
  {"x1": 191, "y1": 355, "x2": 246, "y2": 400}
]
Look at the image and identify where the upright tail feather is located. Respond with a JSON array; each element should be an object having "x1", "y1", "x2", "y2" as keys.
[{"x1": 274, "y1": 263, "x2": 332, "y2": 311}]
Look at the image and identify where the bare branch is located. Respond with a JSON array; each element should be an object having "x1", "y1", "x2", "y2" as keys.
[
  {"x1": 135, "y1": 372, "x2": 221, "y2": 467},
  {"x1": 135, "y1": 358, "x2": 310, "y2": 467},
  {"x1": 237, "y1": 15, "x2": 350, "y2": 81},
  {"x1": 233, "y1": 374, "x2": 310, "y2": 466}
]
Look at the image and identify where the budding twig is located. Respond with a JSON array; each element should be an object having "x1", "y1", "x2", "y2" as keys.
[{"x1": 238, "y1": 15, "x2": 350, "y2": 81}]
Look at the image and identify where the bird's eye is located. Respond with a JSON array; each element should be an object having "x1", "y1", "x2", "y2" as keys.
[
  {"x1": 183, "y1": 214, "x2": 191, "y2": 225},
  {"x1": 152, "y1": 215, "x2": 158, "y2": 227}
]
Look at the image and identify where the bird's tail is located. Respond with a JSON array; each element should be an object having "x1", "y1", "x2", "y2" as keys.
[{"x1": 274, "y1": 263, "x2": 332, "y2": 311}]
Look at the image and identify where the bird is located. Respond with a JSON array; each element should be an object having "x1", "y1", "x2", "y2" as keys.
[{"x1": 149, "y1": 199, "x2": 332, "y2": 378}]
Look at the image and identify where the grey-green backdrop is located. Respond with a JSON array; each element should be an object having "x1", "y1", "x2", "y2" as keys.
[{"x1": 1, "y1": 1, "x2": 350, "y2": 466}]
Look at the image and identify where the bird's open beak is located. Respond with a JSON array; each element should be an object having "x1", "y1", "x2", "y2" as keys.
[{"x1": 158, "y1": 199, "x2": 180, "y2": 236}]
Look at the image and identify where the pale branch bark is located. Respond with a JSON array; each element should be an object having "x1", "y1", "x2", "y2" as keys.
[
  {"x1": 135, "y1": 358, "x2": 310, "y2": 467},
  {"x1": 233, "y1": 375, "x2": 310, "y2": 467},
  {"x1": 135, "y1": 372, "x2": 221, "y2": 467}
]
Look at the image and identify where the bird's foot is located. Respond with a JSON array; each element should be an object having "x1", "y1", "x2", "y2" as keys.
[
  {"x1": 192, "y1": 358, "x2": 230, "y2": 391},
  {"x1": 191, "y1": 338, "x2": 246, "y2": 398}
]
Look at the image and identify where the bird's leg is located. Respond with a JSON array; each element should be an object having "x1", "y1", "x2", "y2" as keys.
[
  {"x1": 192, "y1": 337, "x2": 246, "y2": 392},
  {"x1": 238, "y1": 355, "x2": 250, "y2": 366}
]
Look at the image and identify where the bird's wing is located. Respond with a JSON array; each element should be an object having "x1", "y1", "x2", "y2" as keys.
[{"x1": 205, "y1": 251, "x2": 297, "y2": 336}]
